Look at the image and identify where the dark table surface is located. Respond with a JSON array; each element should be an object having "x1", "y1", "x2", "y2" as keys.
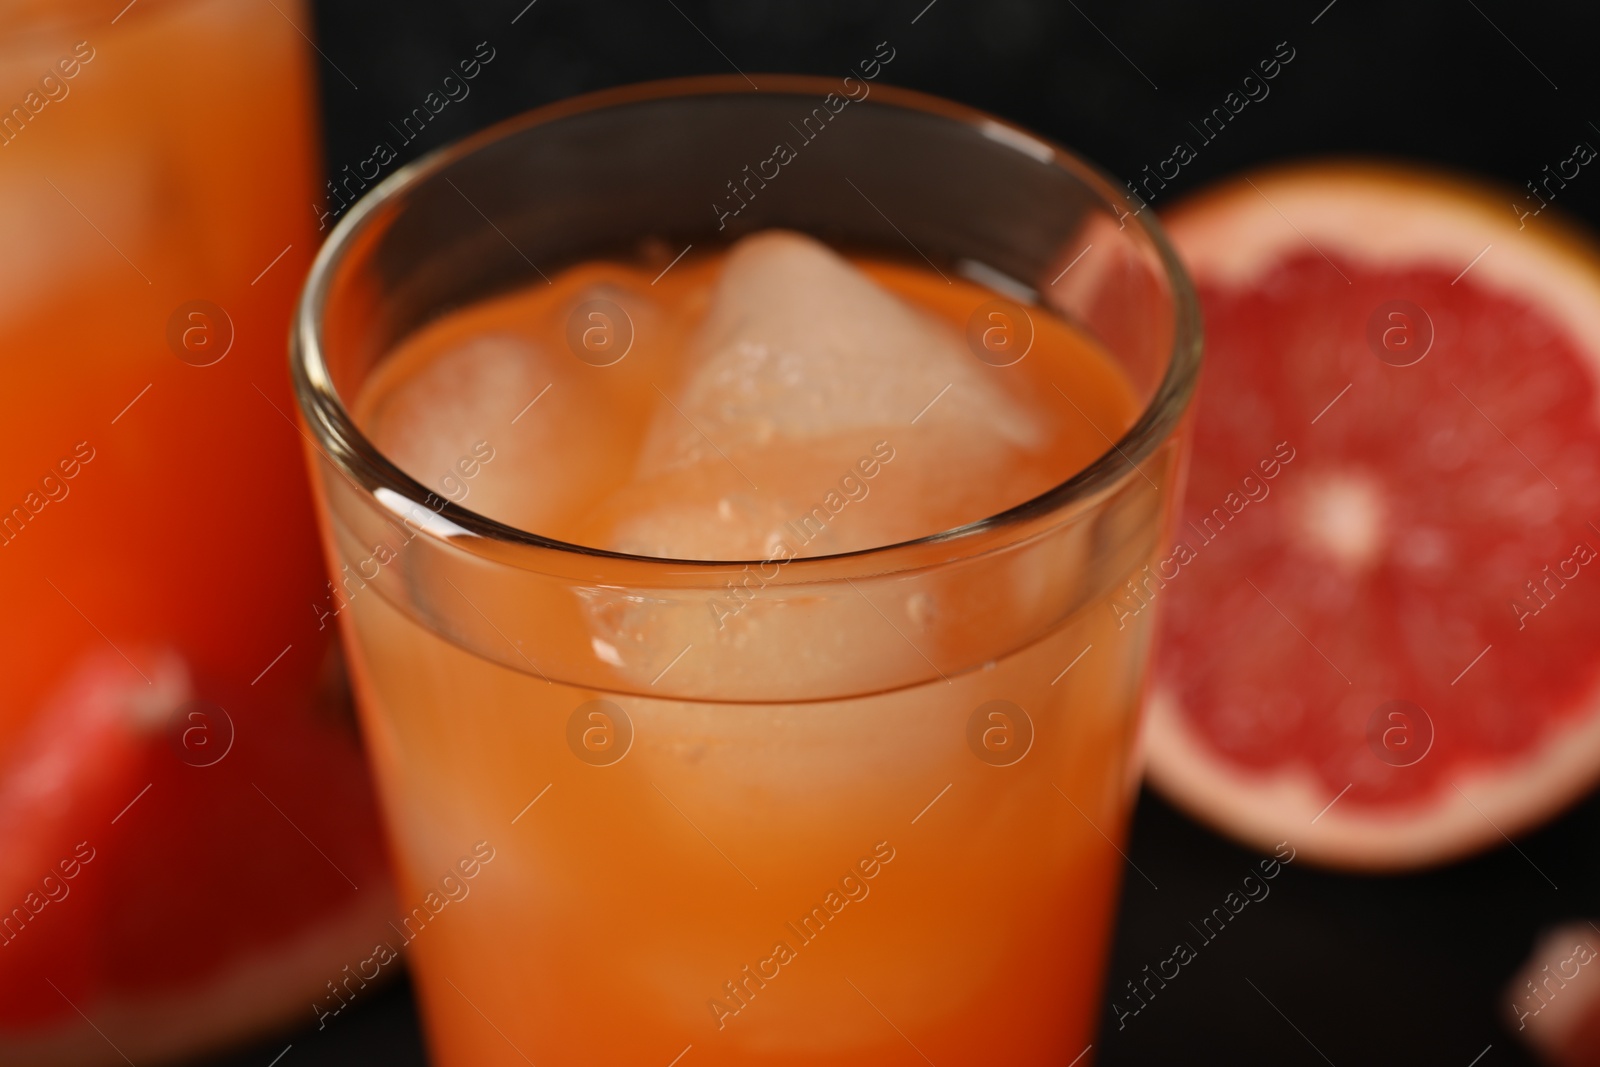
[{"x1": 193, "y1": 1, "x2": 1599, "y2": 1062}]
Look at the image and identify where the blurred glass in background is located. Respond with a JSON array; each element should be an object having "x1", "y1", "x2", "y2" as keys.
[{"x1": 0, "y1": 1, "x2": 392, "y2": 1063}]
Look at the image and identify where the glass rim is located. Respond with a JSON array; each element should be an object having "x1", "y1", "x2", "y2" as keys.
[{"x1": 291, "y1": 73, "x2": 1203, "y2": 573}]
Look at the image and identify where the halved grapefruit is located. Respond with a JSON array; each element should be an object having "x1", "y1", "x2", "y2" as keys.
[
  {"x1": 0, "y1": 642, "x2": 395, "y2": 1065},
  {"x1": 1148, "y1": 161, "x2": 1600, "y2": 870}
]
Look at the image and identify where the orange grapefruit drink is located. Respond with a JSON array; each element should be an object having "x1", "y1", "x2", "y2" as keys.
[
  {"x1": 293, "y1": 79, "x2": 1200, "y2": 1066},
  {"x1": 0, "y1": 3, "x2": 394, "y2": 1062}
]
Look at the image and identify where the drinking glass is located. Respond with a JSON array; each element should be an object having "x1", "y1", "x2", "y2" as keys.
[
  {"x1": 0, "y1": 2, "x2": 390, "y2": 1060},
  {"x1": 293, "y1": 75, "x2": 1200, "y2": 1066}
]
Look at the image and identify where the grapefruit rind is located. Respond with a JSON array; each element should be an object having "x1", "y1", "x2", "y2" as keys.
[
  {"x1": 0, "y1": 889, "x2": 396, "y2": 1067},
  {"x1": 1149, "y1": 161, "x2": 1600, "y2": 870},
  {"x1": 1163, "y1": 161, "x2": 1600, "y2": 391},
  {"x1": 1146, "y1": 684, "x2": 1600, "y2": 870}
]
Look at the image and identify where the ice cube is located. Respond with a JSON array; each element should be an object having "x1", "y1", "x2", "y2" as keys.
[
  {"x1": 638, "y1": 230, "x2": 1040, "y2": 476},
  {"x1": 359, "y1": 330, "x2": 643, "y2": 538},
  {"x1": 571, "y1": 232, "x2": 1085, "y2": 696},
  {"x1": 580, "y1": 231, "x2": 1054, "y2": 562},
  {"x1": 360, "y1": 334, "x2": 535, "y2": 494}
]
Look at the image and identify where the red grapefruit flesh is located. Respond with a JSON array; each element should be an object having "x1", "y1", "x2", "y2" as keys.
[
  {"x1": 0, "y1": 643, "x2": 395, "y2": 1065},
  {"x1": 1506, "y1": 922, "x2": 1600, "y2": 1066},
  {"x1": 1148, "y1": 161, "x2": 1600, "y2": 870}
]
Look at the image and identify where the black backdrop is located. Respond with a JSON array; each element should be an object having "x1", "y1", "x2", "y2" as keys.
[{"x1": 205, "y1": 1, "x2": 1600, "y2": 1063}]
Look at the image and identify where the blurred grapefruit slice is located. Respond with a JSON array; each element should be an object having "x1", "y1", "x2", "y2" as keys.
[
  {"x1": 0, "y1": 646, "x2": 395, "y2": 1065},
  {"x1": 1148, "y1": 161, "x2": 1600, "y2": 870},
  {"x1": 1506, "y1": 921, "x2": 1600, "y2": 1066}
]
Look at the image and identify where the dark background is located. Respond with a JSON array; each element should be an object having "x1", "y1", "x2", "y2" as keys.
[{"x1": 208, "y1": 1, "x2": 1600, "y2": 1063}]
